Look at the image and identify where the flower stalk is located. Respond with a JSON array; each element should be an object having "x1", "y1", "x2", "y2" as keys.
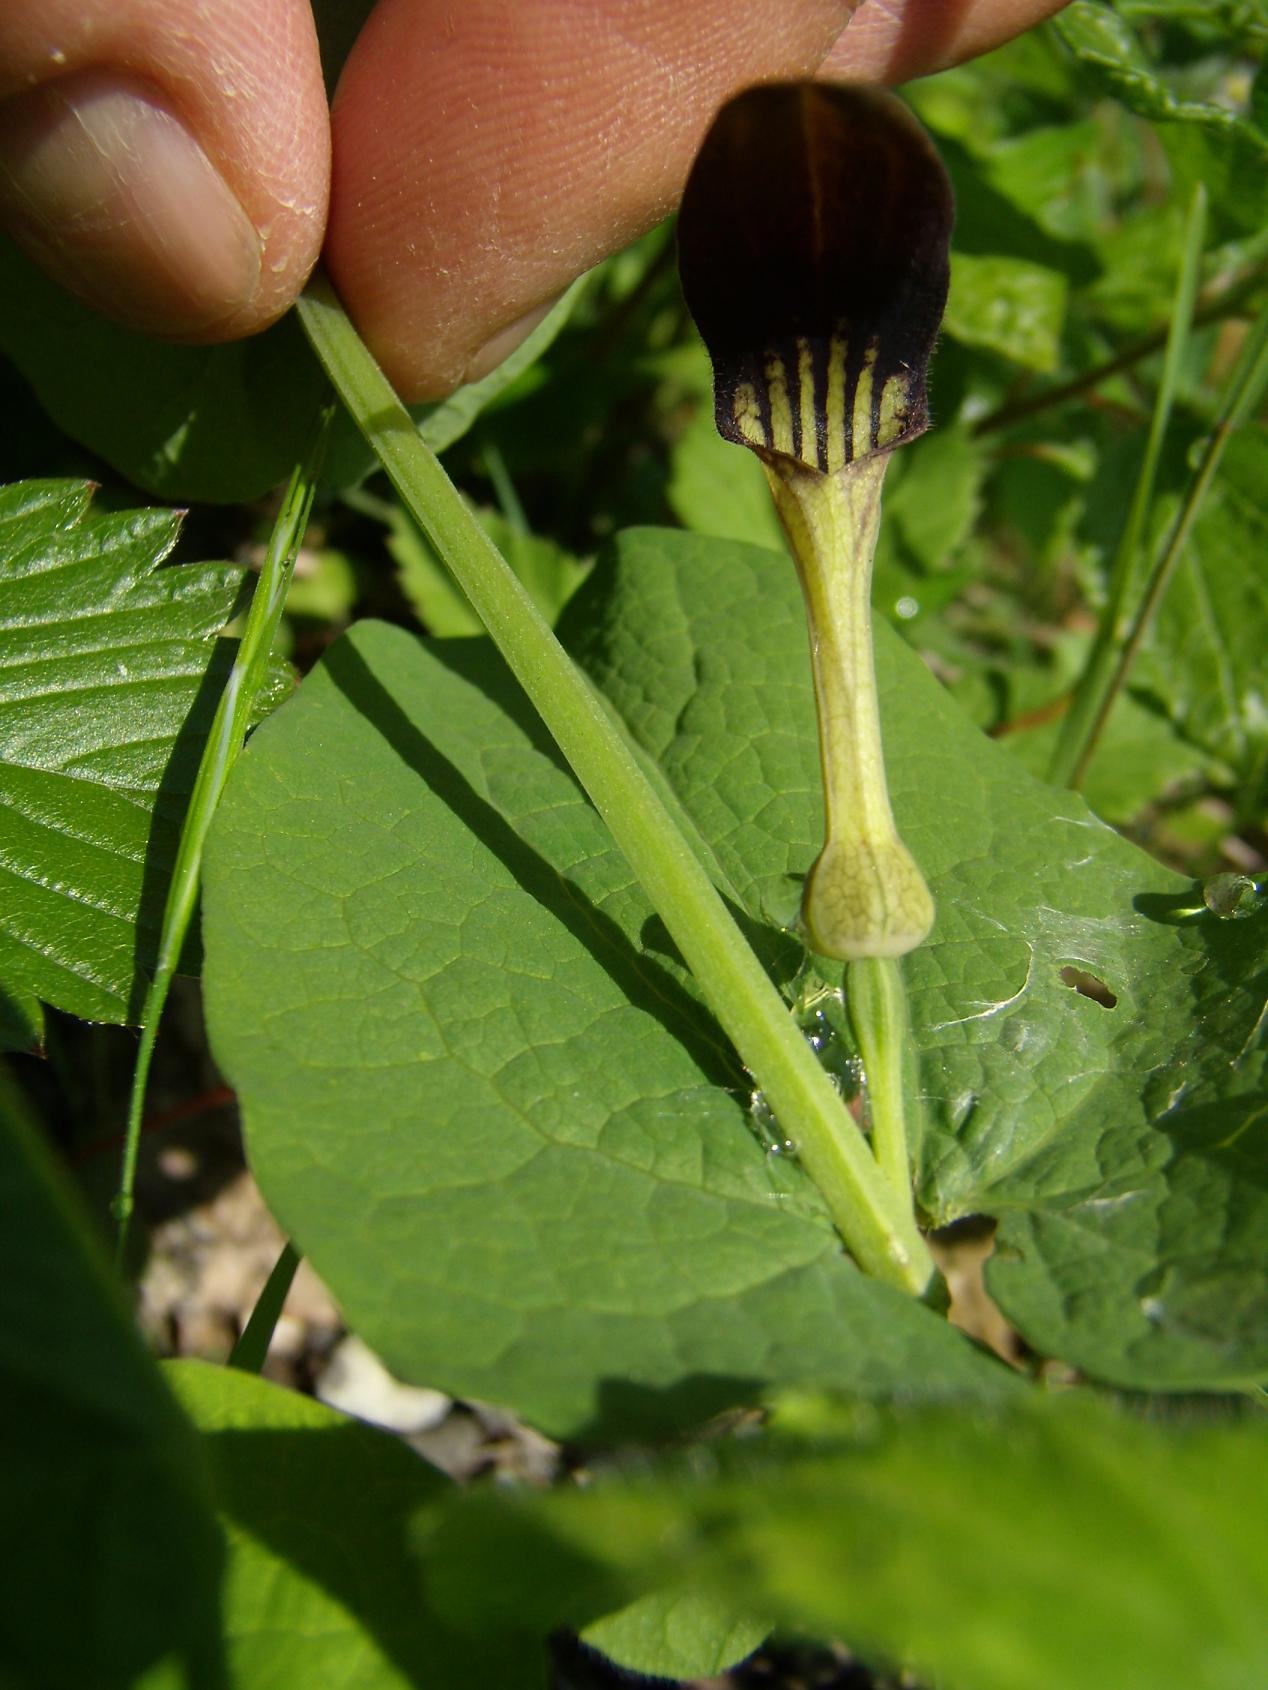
[
  {"x1": 767, "y1": 450, "x2": 934, "y2": 959},
  {"x1": 678, "y1": 81, "x2": 955, "y2": 1205}
]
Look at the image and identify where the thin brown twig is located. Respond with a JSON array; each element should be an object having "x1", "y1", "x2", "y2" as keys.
[
  {"x1": 73, "y1": 1084, "x2": 237, "y2": 1165},
  {"x1": 989, "y1": 695, "x2": 1070, "y2": 739},
  {"x1": 973, "y1": 268, "x2": 1267, "y2": 437}
]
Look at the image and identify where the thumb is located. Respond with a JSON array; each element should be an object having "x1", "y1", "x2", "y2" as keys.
[{"x1": 0, "y1": 0, "x2": 329, "y2": 340}]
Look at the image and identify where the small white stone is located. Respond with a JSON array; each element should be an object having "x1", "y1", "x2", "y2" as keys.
[{"x1": 317, "y1": 1334, "x2": 451, "y2": 1434}]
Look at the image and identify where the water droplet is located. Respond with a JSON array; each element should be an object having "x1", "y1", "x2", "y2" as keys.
[
  {"x1": 800, "y1": 1008, "x2": 863, "y2": 1095},
  {"x1": 749, "y1": 1088, "x2": 791, "y2": 1152},
  {"x1": 1202, "y1": 872, "x2": 1261, "y2": 919}
]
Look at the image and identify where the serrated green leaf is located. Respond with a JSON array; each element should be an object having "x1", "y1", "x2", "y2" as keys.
[
  {"x1": 0, "y1": 1093, "x2": 223, "y2": 1690},
  {"x1": 477, "y1": 505, "x2": 590, "y2": 627},
  {"x1": 559, "y1": 528, "x2": 1268, "y2": 1390},
  {"x1": 1055, "y1": 2, "x2": 1268, "y2": 232},
  {"x1": 0, "y1": 478, "x2": 287, "y2": 1026},
  {"x1": 426, "y1": 1393, "x2": 1268, "y2": 1690},
  {"x1": 944, "y1": 252, "x2": 1068, "y2": 372},
  {"x1": 165, "y1": 1360, "x2": 542, "y2": 1690},
  {"x1": 202, "y1": 619, "x2": 1012, "y2": 1441},
  {"x1": 384, "y1": 501, "x2": 483, "y2": 637},
  {"x1": 387, "y1": 497, "x2": 587, "y2": 639}
]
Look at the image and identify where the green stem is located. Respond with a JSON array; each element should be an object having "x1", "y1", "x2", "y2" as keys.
[
  {"x1": 847, "y1": 957, "x2": 919, "y2": 1200},
  {"x1": 113, "y1": 442, "x2": 323, "y2": 1264},
  {"x1": 1068, "y1": 296, "x2": 1268, "y2": 789},
  {"x1": 1048, "y1": 184, "x2": 1207, "y2": 789},
  {"x1": 765, "y1": 454, "x2": 934, "y2": 960},
  {"x1": 297, "y1": 270, "x2": 934, "y2": 1296},
  {"x1": 229, "y1": 1241, "x2": 303, "y2": 1373}
]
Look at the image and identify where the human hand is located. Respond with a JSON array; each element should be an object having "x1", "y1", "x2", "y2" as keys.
[{"x1": 0, "y1": 1, "x2": 1066, "y2": 402}]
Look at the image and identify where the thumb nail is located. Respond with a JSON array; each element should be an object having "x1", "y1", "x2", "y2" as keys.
[
  {"x1": 461, "y1": 297, "x2": 562, "y2": 388},
  {"x1": 0, "y1": 68, "x2": 261, "y2": 338}
]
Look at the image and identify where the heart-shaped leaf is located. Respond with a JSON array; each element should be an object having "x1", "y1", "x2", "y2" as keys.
[{"x1": 202, "y1": 618, "x2": 1012, "y2": 1441}]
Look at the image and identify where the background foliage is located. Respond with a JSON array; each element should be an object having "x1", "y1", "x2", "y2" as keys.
[{"x1": 1, "y1": 4, "x2": 1266, "y2": 1688}]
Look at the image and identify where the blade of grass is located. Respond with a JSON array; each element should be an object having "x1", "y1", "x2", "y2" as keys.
[
  {"x1": 1048, "y1": 184, "x2": 1207, "y2": 789},
  {"x1": 1066, "y1": 294, "x2": 1268, "y2": 789},
  {"x1": 228, "y1": 1241, "x2": 303, "y2": 1373},
  {"x1": 113, "y1": 429, "x2": 327, "y2": 1263},
  {"x1": 297, "y1": 270, "x2": 936, "y2": 1297}
]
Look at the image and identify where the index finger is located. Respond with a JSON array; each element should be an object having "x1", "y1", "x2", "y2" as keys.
[{"x1": 326, "y1": 0, "x2": 1068, "y2": 401}]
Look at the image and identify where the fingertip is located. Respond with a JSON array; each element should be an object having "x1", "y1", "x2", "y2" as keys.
[
  {"x1": 325, "y1": 0, "x2": 854, "y2": 400},
  {"x1": 0, "y1": 0, "x2": 330, "y2": 341},
  {"x1": 820, "y1": 0, "x2": 1071, "y2": 84},
  {"x1": 0, "y1": 68, "x2": 269, "y2": 340},
  {"x1": 460, "y1": 298, "x2": 561, "y2": 389}
]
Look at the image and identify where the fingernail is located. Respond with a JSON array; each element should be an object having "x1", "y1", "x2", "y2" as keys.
[
  {"x1": 462, "y1": 297, "x2": 561, "y2": 386},
  {"x1": 0, "y1": 68, "x2": 261, "y2": 337}
]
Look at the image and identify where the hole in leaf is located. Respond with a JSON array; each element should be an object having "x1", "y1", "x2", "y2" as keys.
[
  {"x1": 1058, "y1": 966, "x2": 1117, "y2": 1009},
  {"x1": 925, "y1": 1216, "x2": 1027, "y2": 1370}
]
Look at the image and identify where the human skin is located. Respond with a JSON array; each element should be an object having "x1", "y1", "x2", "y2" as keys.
[{"x1": 0, "y1": 0, "x2": 1066, "y2": 400}]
